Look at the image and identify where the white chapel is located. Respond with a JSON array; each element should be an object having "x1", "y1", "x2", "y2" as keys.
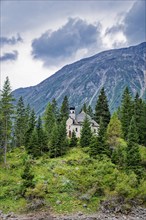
[{"x1": 66, "y1": 107, "x2": 99, "y2": 138}]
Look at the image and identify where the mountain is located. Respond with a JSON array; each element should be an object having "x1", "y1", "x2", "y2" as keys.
[{"x1": 12, "y1": 42, "x2": 146, "y2": 115}]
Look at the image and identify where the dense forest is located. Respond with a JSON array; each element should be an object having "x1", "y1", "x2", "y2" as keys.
[{"x1": 0, "y1": 77, "x2": 146, "y2": 214}]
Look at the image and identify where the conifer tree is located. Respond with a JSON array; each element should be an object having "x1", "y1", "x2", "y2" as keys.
[
  {"x1": 87, "y1": 105, "x2": 94, "y2": 118},
  {"x1": 106, "y1": 112, "x2": 122, "y2": 149},
  {"x1": 139, "y1": 101, "x2": 146, "y2": 146},
  {"x1": 58, "y1": 119, "x2": 68, "y2": 156},
  {"x1": 70, "y1": 130, "x2": 78, "y2": 147},
  {"x1": 29, "y1": 129, "x2": 39, "y2": 157},
  {"x1": 14, "y1": 96, "x2": 26, "y2": 147},
  {"x1": 96, "y1": 117, "x2": 109, "y2": 155},
  {"x1": 0, "y1": 77, "x2": 14, "y2": 164},
  {"x1": 36, "y1": 116, "x2": 48, "y2": 154},
  {"x1": 60, "y1": 96, "x2": 69, "y2": 121},
  {"x1": 121, "y1": 87, "x2": 133, "y2": 140},
  {"x1": 95, "y1": 87, "x2": 110, "y2": 128},
  {"x1": 44, "y1": 102, "x2": 56, "y2": 140},
  {"x1": 21, "y1": 159, "x2": 35, "y2": 196},
  {"x1": 25, "y1": 109, "x2": 36, "y2": 150},
  {"x1": 82, "y1": 103, "x2": 87, "y2": 113},
  {"x1": 126, "y1": 116, "x2": 141, "y2": 172},
  {"x1": 49, "y1": 123, "x2": 60, "y2": 158},
  {"x1": 80, "y1": 115, "x2": 92, "y2": 147},
  {"x1": 89, "y1": 135, "x2": 98, "y2": 158}
]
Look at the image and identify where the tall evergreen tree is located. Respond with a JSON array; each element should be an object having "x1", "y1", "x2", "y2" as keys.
[
  {"x1": 49, "y1": 123, "x2": 60, "y2": 158},
  {"x1": 44, "y1": 102, "x2": 56, "y2": 140},
  {"x1": 0, "y1": 77, "x2": 14, "y2": 164},
  {"x1": 25, "y1": 109, "x2": 36, "y2": 150},
  {"x1": 51, "y1": 98, "x2": 59, "y2": 121},
  {"x1": 87, "y1": 105, "x2": 94, "y2": 118},
  {"x1": 36, "y1": 116, "x2": 48, "y2": 154},
  {"x1": 126, "y1": 116, "x2": 141, "y2": 172},
  {"x1": 139, "y1": 101, "x2": 146, "y2": 146},
  {"x1": 96, "y1": 117, "x2": 109, "y2": 156},
  {"x1": 14, "y1": 96, "x2": 26, "y2": 147},
  {"x1": 89, "y1": 135, "x2": 98, "y2": 158},
  {"x1": 121, "y1": 87, "x2": 133, "y2": 140},
  {"x1": 60, "y1": 96, "x2": 69, "y2": 121},
  {"x1": 95, "y1": 87, "x2": 110, "y2": 128},
  {"x1": 106, "y1": 112, "x2": 122, "y2": 149},
  {"x1": 80, "y1": 115, "x2": 92, "y2": 147},
  {"x1": 70, "y1": 130, "x2": 78, "y2": 147}
]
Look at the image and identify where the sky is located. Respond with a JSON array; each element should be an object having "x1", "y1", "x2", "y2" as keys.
[{"x1": 0, "y1": 0, "x2": 146, "y2": 91}]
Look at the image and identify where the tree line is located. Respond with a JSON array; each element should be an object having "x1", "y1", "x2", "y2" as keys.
[{"x1": 0, "y1": 77, "x2": 146, "y2": 176}]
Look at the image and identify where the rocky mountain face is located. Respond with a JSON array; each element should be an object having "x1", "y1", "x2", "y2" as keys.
[{"x1": 12, "y1": 42, "x2": 146, "y2": 115}]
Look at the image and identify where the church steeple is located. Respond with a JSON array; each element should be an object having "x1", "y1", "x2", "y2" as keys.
[{"x1": 69, "y1": 107, "x2": 75, "y2": 120}]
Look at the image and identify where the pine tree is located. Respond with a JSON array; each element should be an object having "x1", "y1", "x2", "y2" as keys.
[
  {"x1": 44, "y1": 102, "x2": 56, "y2": 140},
  {"x1": 87, "y1": 105, "x2": 94, "y2": 118},
  {"x1": 60, "y1": 96, "x2": 69, "y2": 121},
  {"x1": 29, "y1": 129, "x2": 39, "y2": 157},
  {"x1": 21, "y1": 159, "x2": 35, "y2": 196},
  {"x1": 25, "y1": 109, "x2": 36, "y2": 150},
  {"x1": 89, "y1": 135, "x2": 98, "y2": 158},
  {"x1": 70, "y1": 130, "x2": 78, "y2": 147},
  {"x1": 80, "y1": 115, "x2": 92, "y2": 147},
  {"x1": 36, "y1": 116, "x2": 48, "y2": 154},
  {"x1": 106, "y1": 112, "x2": 122, "y2": 149},
  {"x1": 126, "y1": 116, "x2": 141, "y2": 172},
  {"x1": 0, "y1": 77, "x2": 14, "y2": 164},
  {"x1": 14, "y1": 96, "x2": 26, "y2": 147},
  {"x1": 139, "y1": 101, "x2": 146, "y2": 146},
  {"x1": 58, "y1": 119, "x2": 68, "y2": 156},
  {"x1": 49, "y1": 123, "x2": 60, "y2": 158},
  {"x1": 95, "y1": 87, "x2": 110, "y2": 128},
  {"x1": 96, "y1": 117, "x2": 109, "y2": 156},
  {"x1": 121, "y1": 87, "x2": 133, "y2": 140}
]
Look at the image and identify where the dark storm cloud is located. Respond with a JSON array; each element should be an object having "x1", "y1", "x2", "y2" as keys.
[
  {"x1": 31, "y1": 18, "x2": 101, "y2": 65},
  {"x1": 0, "y1": 51, "x2": 18, "y2": 62},
  {"x1": 124, "y1": 1, "x2": 145, "y2": 45},
  {"x1": 105, "y1": 1, "x2": 145, "y2": 46},
  {"x1": 0, "y1": 34, "x2": 23, "y2": 47}
]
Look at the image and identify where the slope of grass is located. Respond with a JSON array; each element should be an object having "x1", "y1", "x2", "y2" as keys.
[{"x1": 0, "y1": 146, "x2": 146, "y2": 214}]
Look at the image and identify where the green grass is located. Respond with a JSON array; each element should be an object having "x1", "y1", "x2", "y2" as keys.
[{"x1": 0, "y1": 146, "x2": 146, "y2": 214}]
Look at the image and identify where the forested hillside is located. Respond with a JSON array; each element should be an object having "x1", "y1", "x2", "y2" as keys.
[{"x1": 0, "y1": 77, "x2": 146, "y2": 215}]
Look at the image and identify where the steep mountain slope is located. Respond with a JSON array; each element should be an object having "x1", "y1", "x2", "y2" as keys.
[{"x1": 12, "y1": 42, "x2": 146, "y2": 115}]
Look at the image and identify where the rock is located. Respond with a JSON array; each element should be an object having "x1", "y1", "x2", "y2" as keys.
[{"x1": 56, "y1": 200, "x2": 61, "y2": 205}]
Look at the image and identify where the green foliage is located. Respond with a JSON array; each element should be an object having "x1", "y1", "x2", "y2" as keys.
[
  {"x1": 14, "y1": 96, "x2": 27, "y2": 147},
  {"x1": 121, "y1": 87, "x2": 133, "y2": 140},
  {"x1": 95, "y1": 87, "x2": 110, "y2": 128},
  {"x1": 60, "y1": 96, "x2": 69, "y2": 121},
  {"x1": 21, "y1": 159, "x2": 35, "y2": 197},
  {"x1": 106, "y1": 112, "x2": 122, "y2": 149},
  {"x1": 126, "y1": 116, "x2": 141, "y2": 174},
  {"x1": 69, "y1": 130, "x2": 78, "y2": 147},
  {"x1": 0, "y1": 76, "x2": 14, "y2": 164},
  {"x1": 25, "y1": 109, "x2": 36, "y2": 149},
  {"x1": 80, "y1": 115, "x2": 92, "y2": 147}
]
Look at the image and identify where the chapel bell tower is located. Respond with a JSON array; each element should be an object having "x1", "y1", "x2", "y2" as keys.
[{"x1": 69, "y1": 107, "x2": 75, "y2": 120}]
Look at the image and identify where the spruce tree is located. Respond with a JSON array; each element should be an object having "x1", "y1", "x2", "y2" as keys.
[
  {"x1": 44, "y1": 102, "x2": 56, "y2": 140},
  {"x1": 82, "y1": 103, "x2": 87, "y2": 113},
  {"x1": 139, "y1": 101, "x2": 146, "y2": 146},
  {"x1": 14, "y1": 96, "x2": 26, "y2": 147},
  {"x1": 58, "y1": 119, "x2": 68, "y2": 156},
  {"x1": 87, "y1": 105, "x2": 94, "y2": 118},
  {"x1": 60, "y1": 96, "x2": 69, "y2": 121},
  {"x1": 121, "y1": 87, "x2": 133, "y2": 140},
  {"x1": 70, "y1": 130, "x2": 78, "y2": 147},
  {"x1": 49, "y1": 123, "x2": 60, "y2": 158},
  {"x1": 25, "y1": 109, "x2": 36, "y2": 150},
  {"x1": 80, "y1": 115, "x2": 92, "y2": 147},
  {"x1": 36, "y1": 116, "x2": 48, "y2": 154},
  {"x1": 126, "y1": 116, "x2": 141, "y2": 172},
  {"x1": 106, "y1": 112, "x2": 122, "y2": 149},
  {"x1": 89, "y1": 135, "x2": 98, "y2": 158},
  {"x1": 51, "y1": 98, "x2": 59, "y2": 121},
  {"x1": 0, "y1": 77, "x2": 14, "y2": 164},
  {"x1": 95, "y1": 87, "x2": 110, "y2": 128},
  {"x1": 96, "y1": 117, "x2": 109, "y2": 156}
]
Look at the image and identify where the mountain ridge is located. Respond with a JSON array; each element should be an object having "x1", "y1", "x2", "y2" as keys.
[{"x1": 12, "y1": 42, "x2": 146, "y2": 115}]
